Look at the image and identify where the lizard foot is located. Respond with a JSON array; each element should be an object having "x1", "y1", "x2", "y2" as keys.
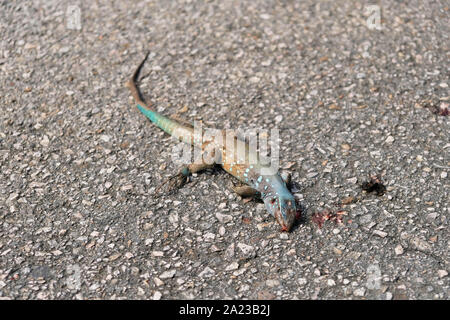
[{"x1": 154, "y1": 172, "x2": 188, "y2": 196}]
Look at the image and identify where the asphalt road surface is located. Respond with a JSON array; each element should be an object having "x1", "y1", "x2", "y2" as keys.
[{"x1": 0, "y1": 0, "x2": 448, "y2": 299}]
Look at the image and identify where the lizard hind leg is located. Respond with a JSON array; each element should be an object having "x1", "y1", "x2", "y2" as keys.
[{"x1": 169, "y1": 113, "x2": 193, "y2": 129}]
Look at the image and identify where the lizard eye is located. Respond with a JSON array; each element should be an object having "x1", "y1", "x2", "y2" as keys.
[{"x1": 270, "y1": 198, "x2": 276, "y2": 205}]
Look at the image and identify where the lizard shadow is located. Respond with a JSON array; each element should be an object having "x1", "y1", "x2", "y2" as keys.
[
  {"x1": 289, "y1": 179, "x2": 309, "y2": 230},
  {"x1": 290, "y1": 200, "x2": 308, "y2": 232}
]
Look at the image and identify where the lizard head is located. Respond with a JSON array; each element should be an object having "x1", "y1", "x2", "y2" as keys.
[{"x1": 263, "y1": 194, "x2": 300, "y2": 232}]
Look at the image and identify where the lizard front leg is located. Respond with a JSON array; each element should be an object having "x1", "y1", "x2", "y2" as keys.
[
  {"x1": 154, "y1": 143, "x2": 218, "y2": 196},
  {"x1": 280, "y1": 171, "x2": 292, "y2": 187},
  {"x1": 232, "y1": 184, "x2": 259, "y2": 198},
  {"x1": 154, "y1": 162, "x2": 215, "y2": 196}
]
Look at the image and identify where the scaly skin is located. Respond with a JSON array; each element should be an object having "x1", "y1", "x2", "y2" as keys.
[{"x1": 126, "y1": 53, "x2": 300, "y2": 231}]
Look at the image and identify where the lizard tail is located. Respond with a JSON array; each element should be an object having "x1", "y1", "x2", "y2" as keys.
[
  {"x1": 126, "y1": 51, "x2": 152, "y2": 109},
  {"x1": 126, "y1": 52, "x2": 194, "y2": 142}
]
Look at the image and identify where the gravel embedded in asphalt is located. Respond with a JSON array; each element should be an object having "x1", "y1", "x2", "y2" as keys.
[{"x1": 0, "y1": 0, "x2": 448, "y2": 299}]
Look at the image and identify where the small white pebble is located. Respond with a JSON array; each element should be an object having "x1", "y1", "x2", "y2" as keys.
[
  {"x1": 373, "y1": 230, "x2": 388, "y2": 238},
  {"x1": 266, "y1": 279, "x2": 280, "y2": 287},
  {"x1": 225, "y1": 262, "x2": 239, "y2": 271},
  {"x1": 279, "y1": 233, "x2": 289, "y2": 240},
  {"x1": 40, "y1": 135, "x2": 50, "y2": 147},
  {"x1": 353, "y1": 287, "x2": 366, "y2": 297},
  {"x1": 137, "y1": 287, "x2": 145, "y2": 296},
  {"x1": 100, "y1": 135, "x2": 110, "y2": 142},
  {"x1": 385, "y1": 136, "x2": 394, "y2": 144},
  {"x1": 437, "y1": 270, "x2": 448, "y2": 278},
  {"x1": 249, "y1": 76, "x2": 260, "y2": 84},
  {"x1": 152, "y1": 251, "x2": 164, "y2": 257},
  {"x1": 395, "y1": 245, "x2": 404, "y2": 255},
  {"x1": 124, "y1": 252, "x2": 133, "y2": 259},
  {"x1": 159, "y1": 269, "x2": 176, "y2": 279},
  {"x1": 121, "y1": 184, "x2": 133, "y2": 191},
  {"x1": 154, "y1": 277, "x2": 164, "y2": 287},
  {"x1": 52, "y1": 250, "x2": 63, "y2": 256},
  {"x1": 152, "y1": 291, "x2": 162, "y2": 300}
]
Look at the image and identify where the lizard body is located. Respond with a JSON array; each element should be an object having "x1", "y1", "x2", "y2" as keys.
[{"x1": 126, "y1": 53, "x2": 300, "y2": 231}]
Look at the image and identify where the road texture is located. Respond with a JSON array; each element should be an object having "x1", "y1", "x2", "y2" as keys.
[{"x1": 0, "y1": 0, "x2": 448, "y2": 299}]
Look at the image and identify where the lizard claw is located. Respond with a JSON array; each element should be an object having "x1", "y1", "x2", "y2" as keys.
[{"x1": 154, "y1": 172, "x2": 188, "y2": 197}]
